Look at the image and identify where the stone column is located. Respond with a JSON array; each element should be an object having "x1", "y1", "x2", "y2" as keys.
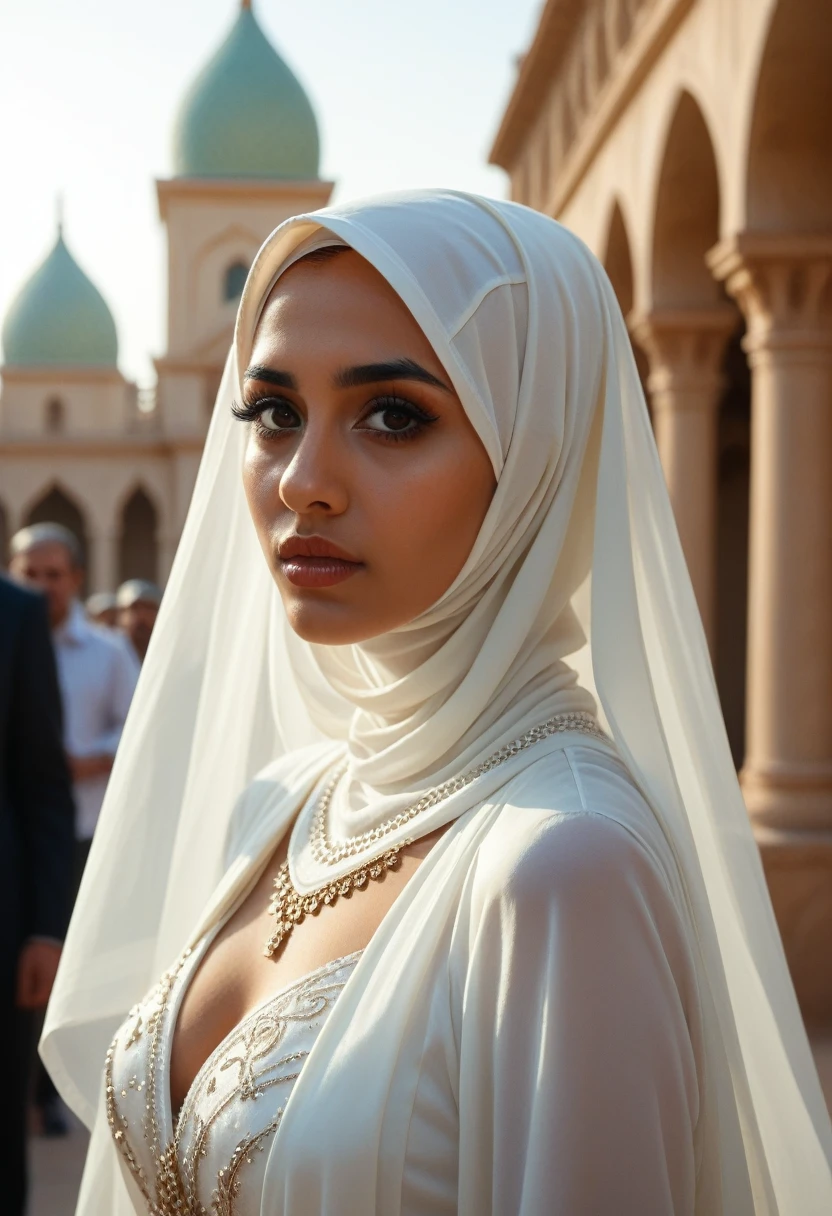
[
  {"x1": 709, "y1": 233, "x2": 832, "y2": 1022},
  {"x1": 632, "y1": 308, "x2": 735, "y2": 645}
]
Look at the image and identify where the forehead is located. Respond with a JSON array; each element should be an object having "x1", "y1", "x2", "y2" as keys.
[
  {"x1": 250, "y1": 251, "x2": 441, "y2": 367},
  {"x1": 18, "y1": 541, "x2": 73, "y2": 568}
]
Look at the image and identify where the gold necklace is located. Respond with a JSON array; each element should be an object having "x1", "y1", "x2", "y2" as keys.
[
  {"x1": 309, "y1": 710, "x2": 604, "y2": 866},
  {"x1": 264, "y1": 710, "x2": 605, "y2": 957},
  {"x1": 263, "y1": 844, "x2": 410, "y2": 957}
]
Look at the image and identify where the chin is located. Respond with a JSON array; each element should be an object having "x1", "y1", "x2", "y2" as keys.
[{"x1": 283, "y1": 599, "x2": 384, "y2": 647}]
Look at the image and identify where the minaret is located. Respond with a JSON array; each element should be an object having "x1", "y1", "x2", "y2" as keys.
[{"x1": 154, "y1": 0, "x2": 332, "y2": 555}]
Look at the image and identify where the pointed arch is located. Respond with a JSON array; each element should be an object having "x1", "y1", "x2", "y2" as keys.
[
  {"x1": 602, "y1": 199, "x2": 651, "y2": 414},
  {"x1": 118, "y1": 486, "x2": 159, "y2": 585},
  {"x1": 651, "y1": 90, "x2": 721, "y2": 308},
  {"x1": 45, "y1": 396, "x2": 66, "y2": 433},
  {"x1": 747, "y1": 0, "x2": 832, "y2": 231},
  {"x1": 602, "y1": 200, "x2": 634, "y2": 317},
  {"x1": 24, "y1": 484, "x2": 89, "y2": 568},
  {"x1": 223, "y1": 260, "x2": 249, "y2": 303},
  {"x1": 715, "y1": 321, "x2": 751, "y2": 769}
]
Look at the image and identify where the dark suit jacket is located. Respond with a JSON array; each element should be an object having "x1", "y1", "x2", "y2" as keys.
[{"x1": 0, "y1": 575, "x2": 75, "y2": 980}]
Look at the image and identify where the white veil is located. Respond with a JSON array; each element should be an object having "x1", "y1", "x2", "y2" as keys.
[{"x1": 43, "y1": 190, "x2": 832, "y2": 1212}]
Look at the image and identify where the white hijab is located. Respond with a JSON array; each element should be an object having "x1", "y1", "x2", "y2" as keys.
[{"x1": 43, "y1": 189, "x2": 832, "y2": 1210}]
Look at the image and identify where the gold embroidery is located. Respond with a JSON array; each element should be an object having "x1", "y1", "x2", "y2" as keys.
[
  {"x1": 211, "y1": 1114, "x2": 284, "y2": 1216},
  {"x1": 107, "y1": 952, "x2": 357, "y2": 1215}
]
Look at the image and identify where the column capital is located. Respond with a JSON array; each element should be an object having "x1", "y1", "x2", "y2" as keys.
[
  {"x1": 629, "y1": 307, "x2": 736, "y2": 405},
  {"x1": 707, "y1": 233, "x2": 832, "y2": 359}
]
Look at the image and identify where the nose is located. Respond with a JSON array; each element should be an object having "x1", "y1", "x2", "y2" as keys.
[{"x1": 278, "y1": 423, "x2": 349, "y2": 517}]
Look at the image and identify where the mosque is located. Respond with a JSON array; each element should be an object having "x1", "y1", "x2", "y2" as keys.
[
  {"x1": 0, "y1": 0, "x2": 332, "y2": 592},
  {"x1": 491, "y1": 0, "x2": 832, "y2": 1024}
]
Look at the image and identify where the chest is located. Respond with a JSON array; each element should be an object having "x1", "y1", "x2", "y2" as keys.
[
  {"x1": 107, "y1": 944, "x2": 362, "y2": 1216},
  {"x1": 55, "y1": 640, "x2": 113, "y2": 739},
  {"x1": 169, "y1": 840, "x2": 425, "y2": 1115}
]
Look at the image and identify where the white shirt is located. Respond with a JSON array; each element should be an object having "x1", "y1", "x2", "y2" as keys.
[{"x1": 53, "y1": 601, "x2": 139, "y2": 841}]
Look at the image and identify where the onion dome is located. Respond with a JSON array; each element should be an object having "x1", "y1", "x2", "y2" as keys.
[
  {"x1": 172, "y1": 1, "x2": 320, "y2": 180},
  {"x1": 2, "y1": 226, "x2": 118, "y2": 368}
]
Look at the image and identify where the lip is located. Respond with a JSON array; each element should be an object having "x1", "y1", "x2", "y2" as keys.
[{"x1": 277, "y1": 534, "x2": 364, "y2": 589}]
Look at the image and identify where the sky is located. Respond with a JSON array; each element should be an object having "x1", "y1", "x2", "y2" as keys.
[{"x1": 0, "y1": 0, "x2": 542, "y2": 384}]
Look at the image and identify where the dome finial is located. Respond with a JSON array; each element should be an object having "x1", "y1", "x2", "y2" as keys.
[
  {"x1": 56, "y1": 192, "x2": 64, "y2": 237},
  {"x1": 241, "y1": 0, "x2": 252, "y2": 9}
]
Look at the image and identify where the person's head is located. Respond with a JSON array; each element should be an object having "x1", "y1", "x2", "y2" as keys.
[
  {"x1": 86, "y1": 591, "x2": 118, "y2": 628},
  {"x1": 9, "y1": 523, "x2": 84, "y2": 627},
  {"x1": 116, "y1": 579, "x2": 162, "y2": 660},
  {"x1": 237, "y1": 245, "x2": 497, "y2": 646}
]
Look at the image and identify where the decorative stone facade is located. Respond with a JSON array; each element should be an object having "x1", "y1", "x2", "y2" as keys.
[{"x1": 491, "y1": 0, "x2": 832, "y2": 1022}]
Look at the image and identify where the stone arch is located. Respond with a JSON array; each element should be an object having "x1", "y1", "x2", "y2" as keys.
[
  {"x1": 223, "y1": 259, "x2": 249, "y2": 303},
  {"x1": 651, "y1": 90, "x2": 722, "y2": 308},
  {"x1": 715, "y1": 323, "x2": 751, "y2": 768},
  {"x1": 747, "y1": 0, "x2": 832, "y2": 231},
  {"x1": 602, "y1": 200, "x2": 651, "y2": 411},
  {"x1": 117, "y1": 485, "x2": 159, "y2": 585},
  {"x1": 45, "y1": 396, "x2": 66, "y2": 434},
  {"x1": 24, "y1": 483, "x2": 90, "y2": 587},
  {"x1": 602, "y1": 200, "x2": 634, "y2": 316}
]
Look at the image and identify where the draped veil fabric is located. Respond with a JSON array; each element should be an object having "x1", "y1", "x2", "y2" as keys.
[{"x1": 43, "y1": 190, "x2": 832, "y2": 1213}]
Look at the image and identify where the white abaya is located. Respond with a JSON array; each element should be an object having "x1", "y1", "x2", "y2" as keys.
[
  {"x1": 46, "y1": 190, "x2": 832, "y2": 1215},
  {"x1": 106, "y1": 737, "x2": 707, "y2": 1215}
]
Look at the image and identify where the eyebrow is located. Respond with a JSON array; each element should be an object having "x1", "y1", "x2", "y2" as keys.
[{"x1": 243, "y1": 357, "x2": 452, "y2": 394}]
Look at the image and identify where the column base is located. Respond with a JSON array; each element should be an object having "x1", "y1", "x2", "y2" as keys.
[
  {"x1": 741, "y1": 761, "x2": 832, "y2": 832},
  {"x1": 755, "y1": 825, "x2": 832, "y2": 1028}
]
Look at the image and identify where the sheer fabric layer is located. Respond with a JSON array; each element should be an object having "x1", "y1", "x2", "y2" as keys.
[{"x1": 42, "y1": 190, "x2": 832, "y2": 1215}]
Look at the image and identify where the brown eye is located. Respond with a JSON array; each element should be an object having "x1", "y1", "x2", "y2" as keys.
[
  {"x1": 369, "y1": 407, "x2": 414, "y2": 433},
  {"x1": 259, "y1": 401, "x2": 301, "y2": 431}
]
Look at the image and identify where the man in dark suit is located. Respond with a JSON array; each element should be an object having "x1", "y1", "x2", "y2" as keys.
[{"x1": 0, "y1": 574, "x2": 75, "y2": 1215}]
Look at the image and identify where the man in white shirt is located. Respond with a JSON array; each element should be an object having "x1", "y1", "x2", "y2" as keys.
[{"x1": 9, "y1": 524, "x2": 139, "y2": 870}]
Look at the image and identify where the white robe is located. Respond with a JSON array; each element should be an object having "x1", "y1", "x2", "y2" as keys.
[{"x1": 98, "y1": 735, "x2": 723, "y2": 1215}]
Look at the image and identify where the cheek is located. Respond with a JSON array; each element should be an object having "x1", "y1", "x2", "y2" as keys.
[
  {"x1": 242, "y1": 441, "x2": 286, "y2": 535},
  {"x1": 370, "y1": 440, "x2": 495, "y2": 591}
]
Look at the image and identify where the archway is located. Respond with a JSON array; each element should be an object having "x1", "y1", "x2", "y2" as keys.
[
  {"x1": 715, "y1": 325, "x2": 751, "y2": 769},
  {"x1": 223, "y1": 259, "x2": 249, "y2": 303},
  {"x1": 747, "y1": 0, "x2": 832, "y2": 231},
  {"x1": 651, "y1": 90, "x2": 721, "y2": 308},
  {"x1": 118, "y1": 487, "x2": 159, "y2": 585},
  {"x1": 25, "y1": 484, "x2": 90, "y2": 591},
  {"x1": 45, "y1": 397, "x2": 65, "y2": 433},
  {"x1": 601, "y1": 201, "x2": 651, "y2": 410}
]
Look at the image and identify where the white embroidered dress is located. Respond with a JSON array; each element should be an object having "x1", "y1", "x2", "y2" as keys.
[{"x1": 107, "y1": 928, "x2": 361, "y2": 1214}]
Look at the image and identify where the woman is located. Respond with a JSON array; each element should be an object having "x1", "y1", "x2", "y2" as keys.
[{"x1": 43, "y1": 191, "x2": 832, "y2": 1214}]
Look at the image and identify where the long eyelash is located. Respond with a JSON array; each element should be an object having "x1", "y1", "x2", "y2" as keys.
[
  {"x1": 230, "y1": 399, "x2": 262, "y2": 422},
  {"x1": 363, "y1": 396, "x2": 439, "y2": 444}
]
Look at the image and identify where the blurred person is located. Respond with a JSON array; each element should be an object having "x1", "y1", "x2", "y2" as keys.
[
  {"x1": 86, "y1": 590, "x2": 118, "y2": 628},
  {"x1": 116, "y1": 578, "x2": 162, "y2": 662},
  {"x1": 0, "y1": 574, "x2": 75, "y2": 1214},
  {"x1": 9, "y1": 523, "x2": 139, "y2": 1138},
  {"x1": 9, "y1": 524, "x2": 139, "y2": 879}
]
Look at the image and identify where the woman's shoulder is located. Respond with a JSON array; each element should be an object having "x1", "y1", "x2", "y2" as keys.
[{"x1": 471, "y1": 741, "x2": 685, "y2": 922}]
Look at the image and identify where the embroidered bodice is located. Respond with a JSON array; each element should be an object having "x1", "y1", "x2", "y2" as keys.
[{"x1": 106, "y1": 938, "x2": 361, "y2": 1215}]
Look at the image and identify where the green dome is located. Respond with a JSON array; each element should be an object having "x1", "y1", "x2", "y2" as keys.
[
  {"x1": 173, "y1": 3, "x2": 320, "y2": 180},
  {"x1": 2, "y1": 230, "x2": 118, "y2": 368}
]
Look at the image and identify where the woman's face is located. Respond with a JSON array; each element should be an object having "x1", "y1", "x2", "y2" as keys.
[{"x1": 239, "y1": 249, "x2": 496, "y2": 646}]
